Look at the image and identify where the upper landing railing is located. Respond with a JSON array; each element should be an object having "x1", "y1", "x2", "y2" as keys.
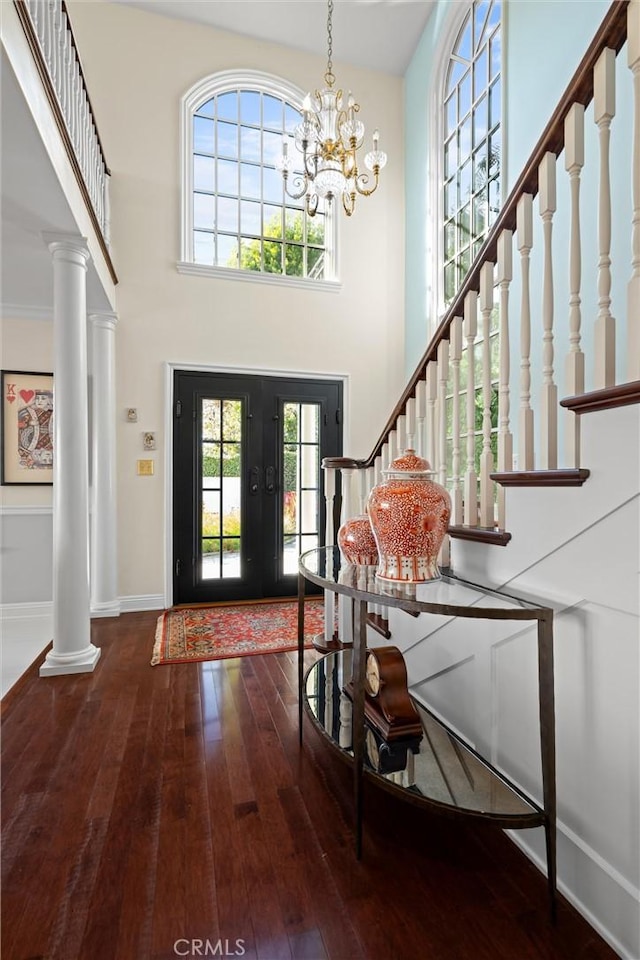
[
  {"x1": 325, "y1": 0, "x2": 640, "y2": 564},
  {"x1": 15, "y1": 1, "x2": 117, "y2": 283}
]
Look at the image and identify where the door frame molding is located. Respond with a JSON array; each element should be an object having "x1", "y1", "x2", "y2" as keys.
[{"x1": 163, "y1": 361, "x2": 350, "y2": 609}]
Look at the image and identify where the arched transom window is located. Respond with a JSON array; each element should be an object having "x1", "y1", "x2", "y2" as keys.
[
  {"x1": 180, "y1": 71, "x2": 335, "y2": 284},
  {"x1": 442, "y1": 0, "x2": 502, "y2": 307}
]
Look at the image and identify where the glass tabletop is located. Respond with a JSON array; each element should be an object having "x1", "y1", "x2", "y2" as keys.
[
  {"x1": 300, "y1": 546, "x2": 547, "y2": 620},
  {"x1": 305, "y1": 652, "x2": 544, "y2": 824}
]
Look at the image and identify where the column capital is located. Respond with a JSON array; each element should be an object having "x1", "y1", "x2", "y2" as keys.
[
  {"x1": 42, "y1": 232, "x2": 91, "y2": 267},
  {"x1": 88, "y1": 310, "x2": 118, "y2": 332}
]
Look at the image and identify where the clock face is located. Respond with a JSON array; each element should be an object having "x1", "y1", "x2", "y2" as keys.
[
  {"x1": 366, "y1": 729, "x2": 380, "y2": 768},
  {"x1": 365, "y1": 652, "x2": 381, "y2": 697}
]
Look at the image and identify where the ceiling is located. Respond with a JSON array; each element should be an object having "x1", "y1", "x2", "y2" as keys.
[{"x1": 111, "y1": 0, "x2": 436, "y2": 76}]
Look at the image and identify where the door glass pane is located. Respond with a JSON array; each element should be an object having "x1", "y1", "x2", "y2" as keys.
[
  {"x1": 281, "y1": 402, "x2": 320, "y2": 576},
  {"x1": 201, "y1": 397, "x2": 242, "y2": 580}
]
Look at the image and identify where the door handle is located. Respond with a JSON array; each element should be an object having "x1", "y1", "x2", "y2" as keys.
[
  {"x1": 249, "y1": 466, "x2": 260, "y2": 495},
  {"x1": 265, "y1": 465, "x2": 276, "y2": 494}
]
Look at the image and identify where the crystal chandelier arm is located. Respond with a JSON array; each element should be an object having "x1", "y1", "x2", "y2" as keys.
[
  {"x1": 342, "y1": 190, "x2": 356, "y2": 217},
  {"x1": 283, "y1": 171, "x2": 310, "y2": 201},
  {"x1": 353, "y1": 166, "x2": 381, "y2": 198}
]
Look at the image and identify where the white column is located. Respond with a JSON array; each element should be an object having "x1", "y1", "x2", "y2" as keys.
[
  {"x1": 89, "y1": 311, "x2": 120, "y2": 617},
  {"x1": 40, "y1": 235, "x2": 100, "y2": 677}
]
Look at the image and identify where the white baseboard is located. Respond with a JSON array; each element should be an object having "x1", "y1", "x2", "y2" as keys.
[
  {"x1": 1, "y1": 600, "x2": 53, "y2": 620},
  {"x1": 507, "y1": 828, "x2": 638, "y2": 960},
  {"x1": 118, "y1": 594, "x2": 165, "y2": 613}
]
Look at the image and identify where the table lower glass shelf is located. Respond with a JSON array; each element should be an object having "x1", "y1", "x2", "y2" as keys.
[{"x1": 305, "y1": 651, "x2": 545, "y2": 828}]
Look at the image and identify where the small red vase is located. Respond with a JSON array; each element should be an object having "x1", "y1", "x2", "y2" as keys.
[
  {"x1": 367, "y1": 449, "x2": 451, "y2": 582},
  {"x1": 337, "y1": 514, "x2": 379, "y2": 566}
]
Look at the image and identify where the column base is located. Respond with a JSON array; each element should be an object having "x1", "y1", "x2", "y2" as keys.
[
  {"x1": 39, "y1": 643, "x2": 101, "y2": 677},
  {"x1": 90, "y1": 600, "x2": 121, "y2": 618}
]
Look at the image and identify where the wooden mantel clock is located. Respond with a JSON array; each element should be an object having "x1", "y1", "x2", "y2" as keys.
[{"x1": 356, "y1": 645, "x2": 424, "y2": 742}]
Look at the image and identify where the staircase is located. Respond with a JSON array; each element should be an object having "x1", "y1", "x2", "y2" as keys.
[{"x1": 322, "y1": 2, "x2": 640, "y2": 956}]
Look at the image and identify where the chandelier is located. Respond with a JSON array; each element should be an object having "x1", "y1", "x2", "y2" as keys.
[{"x1": 276, "y1": 0, "x2": 387, "y2": 217}]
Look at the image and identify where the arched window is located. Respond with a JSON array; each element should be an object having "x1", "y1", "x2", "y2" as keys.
[
  {"x1": 442, "y1": 0, "x2": 502, "y2": 308},
  {"x1": 179, "y1": 70, "x2": 337, "y2": 286}
]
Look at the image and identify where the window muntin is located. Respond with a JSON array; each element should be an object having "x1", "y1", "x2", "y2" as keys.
[
  {"x1": 191, "y1": 85, "x2": 328, "y2": 281},
  {"x1": 442, "y1": 0, "x2": 501, "y2": 308}
]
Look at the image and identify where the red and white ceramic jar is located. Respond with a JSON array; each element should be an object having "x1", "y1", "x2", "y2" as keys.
[
  {"x1": 337, "y1": 514, "x2": 379, "y2": 566},
  {"x1": 367, "y1": 449, "x2": 451, "y2": 583}
]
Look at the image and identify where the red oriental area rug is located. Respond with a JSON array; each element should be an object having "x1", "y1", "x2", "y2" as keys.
[{"x1": 151, "y1": 598, "x2": 324, "y2": 665}]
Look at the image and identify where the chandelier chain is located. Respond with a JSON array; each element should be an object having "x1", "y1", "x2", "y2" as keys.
[{"x1": 325, "y1": 0, "x2": 334, "y2": 86}]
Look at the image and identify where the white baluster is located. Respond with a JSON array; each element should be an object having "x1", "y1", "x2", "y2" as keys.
[
  {"x1": 594, "y1": 47, "x2": 616, "y2": 388},
  {"x1": 358, "y1": 469, "x2": 369, "y2": 515},
  {"x1": 479, "y1": 262, "x2": 495, "y2": 526},
  {"x1": 62, "y1": 16, "x2": 70, "y2": 121},
  {"x1": 43, "y1": 0, "x2": 52, "y2": 72},
  {"x1": 497, "y1": 231, "x2": 513, "y2": 529},
  {"x1": 450, "y1": 316, "x2": 464, "y2": 526},
  {"x1": 405, "y1": 397, "x2": 416, "y2": 451},
  {"x1": 374, "y1": 455, "x2": 383, "y2": 486},
  {"x1": 380, "y1": 441, "x2": 390, "y2": 472},
  {"x1": 425, "y1": 361, "x2": 437, "y2": 469},
  {"x1": 628, "y1": 0, "x2": 640, "y2": 381},
  {"x1": 437, "y1": 339, "x2": 450, "y2": 567},
  {"x1": 464, "y1": 292, "x2": 478, "y2": 526},
  {"x1": 415, "y1": 380, "x2": 426, "y2": 458},
  {"x1": 340, "y1": 468, "x2": 354, "y2": 526},
  {"x1": 539, "y1": 152, "x2": 558, "y2": 469},
  {"x1": 52, "y1": 2, "x2": 62, "y2": 96},
  {"x1": 564, "y1": 103, "x2": 586, "y2": 466},
  {"x1": 396, "y1": 415, "x2": 406, "y2": 455},
  {"x1": 437, "y1": 340, "x2": 449, "y2": 492},
  {"x1": 323, "y1": 467, "x2": 336, "y2": 648},
  {"x1": 104, "y1": 172, "x2": 111, "y2": 246},
  {"x1": 387, "y1": 430, "x2": 398, "y2": 464},
  {"x1": 337, "y1": 466, "x2": 353, "y2": 646},
  {"x1": 517, "y1": 193, "x2": 535, "y2": 470}
]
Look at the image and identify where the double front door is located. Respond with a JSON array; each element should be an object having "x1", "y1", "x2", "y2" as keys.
[{"x1": 173, "y1": 371, "x2": 342, "y2": 605}]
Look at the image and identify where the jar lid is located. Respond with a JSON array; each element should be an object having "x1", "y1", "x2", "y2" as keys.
[{"x1": 383, "y1": 448, "x2": 433, "y2": 476}]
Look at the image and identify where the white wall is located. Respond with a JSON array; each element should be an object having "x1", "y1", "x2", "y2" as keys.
[
  {"x1": 67, "y1": 0, "x2": 406, "y2": 602},
  {"x1": 384, "y1": 405, "x2": 640, "y2": 959}
]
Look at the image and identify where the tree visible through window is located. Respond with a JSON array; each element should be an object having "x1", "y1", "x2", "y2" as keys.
[
  {"x1": 442, "y1": 0, "x2": 501, "y2": 307},
  {"x1": 190, "y1": 80, "x2": 329, "y2": 280}
]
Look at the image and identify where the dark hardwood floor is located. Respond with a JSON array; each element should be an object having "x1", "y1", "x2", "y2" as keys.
[{"x1": 2, "y1": 611, "x2": 619, "y2": 960}]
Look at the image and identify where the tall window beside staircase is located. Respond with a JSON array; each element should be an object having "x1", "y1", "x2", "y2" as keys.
[
  {"x1": 442, "y1": 0, "x2": 502, "y2": 307},
  {"x1": 441, "y1": 0, "x2": 502, "y2": 490},
  {"x1": 179, "y1": 71, "x2": 336, "y2": 284}
]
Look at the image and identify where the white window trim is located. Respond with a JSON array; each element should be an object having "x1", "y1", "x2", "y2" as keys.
[
  {"x1": 428, "y1": 1, "x2": 505, "y2": 336},
  {"x1": 179, "y1": 68, "x2": 339, "y2": 286}
]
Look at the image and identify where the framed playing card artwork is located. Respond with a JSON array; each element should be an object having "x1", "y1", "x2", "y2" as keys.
[{"x1": 1, "y1": 371, "x2": 54, "y2": 485}]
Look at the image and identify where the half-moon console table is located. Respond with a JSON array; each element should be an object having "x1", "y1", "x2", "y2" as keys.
[{"x1": 297, "y1": 546, "x2": 557, "y2": 919}]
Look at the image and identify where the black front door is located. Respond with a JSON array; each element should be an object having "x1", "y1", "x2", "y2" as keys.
[{"x1": 172, "y1": 371, "x2": 342, "y2": 605}]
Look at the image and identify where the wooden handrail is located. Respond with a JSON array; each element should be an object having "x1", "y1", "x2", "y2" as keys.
[{"x1": 360, "y1": 0, "x2": 629, "y2": 470}]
